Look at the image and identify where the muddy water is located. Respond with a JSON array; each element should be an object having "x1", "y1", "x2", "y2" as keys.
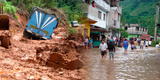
[{"x1": 84, "y1": 48, "x2": 160, "y2": 80}]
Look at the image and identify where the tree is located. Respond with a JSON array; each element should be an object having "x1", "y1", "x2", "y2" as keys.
[
  {"x1": 112, "y1": 28, "x2": 129, "y2": 38},
  {"x1": 121, "y1": 31, "x2": 129, "y2": 38},
  {"x1": 0, "y1": 0, "x2": 6, "y2": 2},
  {"x1": 5, "y1": 0, "x2": 87, "y2": 21}
]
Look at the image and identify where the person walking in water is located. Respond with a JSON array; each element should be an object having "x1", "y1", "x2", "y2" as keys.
[
  {"x1": 140, "y1": 40, "x2": 144, "y2": 49},
  {"x1": 89, "y1": 38, "x2": 93, "y2": 48},
  {"x1": 145, "y1": 40, "x2": 149, "y2": 48},
  {"x1": 99, "y1": 40, "x2": 108, "y2": 58},
  {"x1": 130, "y1": 39, "x2": 135, "y2": 50},
  {"x1": 107, "y1": 40, "x2": 116, "y2": 60},
  {"x1": 123, "y1": 39, "x2": 129, "y2": 53},
  {"x1": 84, "y1": 37, "x2": 89, "y2": 49}
]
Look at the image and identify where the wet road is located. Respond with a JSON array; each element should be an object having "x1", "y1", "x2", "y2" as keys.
[{"x1": 84, "y1": 48, "x2": 160, "y2": 80}]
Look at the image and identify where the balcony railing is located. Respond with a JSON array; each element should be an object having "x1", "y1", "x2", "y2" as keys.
[
  {"x1": 94, "y1": 0, "x2": 110, "y2": 11},
  {"x1": 127, "y1": 31, "x2": 148, "y2": 35}
]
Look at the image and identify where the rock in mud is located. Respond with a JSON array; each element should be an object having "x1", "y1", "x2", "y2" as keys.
[{"x1": 0, "y1": 31, "x2": 11, "y2": 49}]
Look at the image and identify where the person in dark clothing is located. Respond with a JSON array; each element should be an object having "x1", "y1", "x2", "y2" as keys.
[
  {"x1": 130, "y1": 40, "x2": 135, "y2": 50},
  {"x1": 107, "y1": 40, "x2": 116, "y2": 60}
]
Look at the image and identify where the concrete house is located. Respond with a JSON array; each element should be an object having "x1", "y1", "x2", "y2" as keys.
[
  {"x1": 87, "y1": 0, "x2": 110, "y2": 30},
  {"x1": 83, "y1": 0, "x2": 110, "y2": 47},
  {"x1": 107, "y1": 0, "x2": 122, "y2": 38},
  {"x1": 124, "y1": 24, "x2": 148, "y2": 38},
  {"x1": 108, "y1": 7, "x2": 121, "y2": 29}
]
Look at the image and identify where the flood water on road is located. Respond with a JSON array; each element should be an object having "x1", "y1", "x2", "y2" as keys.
[{"x1": 84, "y1": 48, "x2": 160, "y2": 80}]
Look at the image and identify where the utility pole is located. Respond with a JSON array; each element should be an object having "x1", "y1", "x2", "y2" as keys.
[{"x1": 154, "y1": 4, "x2": 160, "y2": 41}]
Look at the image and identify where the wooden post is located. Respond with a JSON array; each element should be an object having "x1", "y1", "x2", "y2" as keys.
[{"x1": 154, "y1": 5, "x2": 160, "y2": 41}]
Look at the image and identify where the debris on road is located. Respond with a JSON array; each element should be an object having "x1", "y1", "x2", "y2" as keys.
[{"x1": 0, "y1": 8, "x2": 84, "y2": 79}]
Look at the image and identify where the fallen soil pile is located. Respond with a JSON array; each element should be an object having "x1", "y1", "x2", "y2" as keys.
[
  {"x1": 36, "y1": 40, "x2": 83, "y2": 70},
  {"x1": 0, "y1": 9, "x2": 85, "y2": 80}
]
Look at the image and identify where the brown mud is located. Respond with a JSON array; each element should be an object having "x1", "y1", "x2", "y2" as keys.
[{"x1": 0, "y1": 9, "x2": 85, "y2": 80}]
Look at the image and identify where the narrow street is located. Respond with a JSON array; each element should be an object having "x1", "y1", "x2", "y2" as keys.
[{"x1": 84, "y1": 48, "x2": 160, "y2": 80}]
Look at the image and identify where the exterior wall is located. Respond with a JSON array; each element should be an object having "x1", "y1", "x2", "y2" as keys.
[
  {"x1": 87, "y1": 0, "x2": 110, "y2": 29},
  {"x1": 108, "y1": 7, "x2": 121, "y2": 29},
  {"x1": 125, "y1": 26, "x2": 148, "y2": 35},
  {"x1": 88, "y1": 5, "x2": 99, "y2": 20},
  {"x1": 104, "y1": 0, "x2": 111, "y2": 4},
  {"x1": 82, "y1": 24, "x2": 91, "y2": 38},
  {"x1": 110, "y1": 0, "x2": 119, "y2": 7}
]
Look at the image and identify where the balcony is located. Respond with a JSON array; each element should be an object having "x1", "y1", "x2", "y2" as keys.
[
  {"x1": 111, "y1": 7, "x2": 122, "y2": 14},
  {"x1": 94, "y1": 0, "x2": 110, "y2": 12},
  {"x1": 127, "y1": 30, "x2": 148, "y2": 35}
]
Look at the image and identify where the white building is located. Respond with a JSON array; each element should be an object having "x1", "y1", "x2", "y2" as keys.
[
  {"x1": 82, "y1": 0, "x2": 111, "y2": 47},
  {"x1": 124, "y1": 24, "x2": 148, "y2": 35},
  {"x1": 87, "y1": 0, "x2": 110, "y2": 30}
]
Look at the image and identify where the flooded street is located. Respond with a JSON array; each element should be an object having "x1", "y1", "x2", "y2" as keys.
[{"x1": 84, "y1": 48, "x2": 160, "y2": 80}]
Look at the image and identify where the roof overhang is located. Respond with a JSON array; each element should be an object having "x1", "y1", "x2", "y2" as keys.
[
  {"x1": 80, "y1": 17, "x2": 97, "y2": 24},
  {"x1": 91, "y1": 26, "x2": 108, "y2": 32},
  {"x1": 91, "y1": 21, "x2": 106, "y2": 29}
]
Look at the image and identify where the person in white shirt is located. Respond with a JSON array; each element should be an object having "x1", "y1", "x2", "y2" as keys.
[
  {"x1": 140, "y1": 40, "x2": 144, "y2": 49},
  {"x1": 99, "y1": 40, "x2": 108, "y2": 58},
  {"x1": 145, "y1": 40, "x2": 149, "y2": 47},
  {"x1": 149, "y1": 40, "x2": 152, "y2": 46}
]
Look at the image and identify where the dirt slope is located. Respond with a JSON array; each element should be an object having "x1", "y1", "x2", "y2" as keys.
[{"x1": 0, "y1": 9, "x2": 84, "y2": 80}]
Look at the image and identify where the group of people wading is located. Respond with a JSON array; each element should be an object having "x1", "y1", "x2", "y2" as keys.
[{"x1": 98, "y1": 37, "x2": 152, "y2": 60}]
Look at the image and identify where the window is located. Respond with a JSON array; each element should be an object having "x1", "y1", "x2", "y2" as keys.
[
  {"x1": 114, "y1": 20, "x2": 116, "y2": 26},
  {"x1": 84, "y1": 0, "x2": 90, "y2": 4},
  {"x1": 103, "y1": 13, "x2": 106, "y2": 20},
  {"x1": 136, "y1": 27, "x2": 139, "y2": 31},
  {"x1": 125, "y1": 27, "x2": 128, "y2": 30},
  {"x1": 98, "y1": 11, "x2": 102, "y2": 19}
]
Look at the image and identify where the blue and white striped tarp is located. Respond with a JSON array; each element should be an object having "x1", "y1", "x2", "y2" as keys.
[{"x1": 26, "y1": 8, "x2": 58, "y2": 39}]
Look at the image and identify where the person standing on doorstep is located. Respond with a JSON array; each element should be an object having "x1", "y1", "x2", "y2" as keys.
[
  {"x1": 99, "y1": 40, "x2": 108, "y2": 58},
  {"x1": 107, "y1": 40, "x2": 116, "y2": 60},
  {"x1": 123, "y1": 39, "x2": 129, "y2": 54}
]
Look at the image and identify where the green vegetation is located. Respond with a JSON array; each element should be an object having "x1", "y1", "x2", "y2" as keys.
[
  {"x1": 121, "y1": 31, "x2": 129, "y2": 38},
  {"x1": 151, "y1": 40, "x2": 160, "y2": 47},
  {"x1": 68, "y1": 27, "x2": 77, "y2": 35},
  {"x1": 112, "y1": 28, "x2": 129, "y2": 38},
  {"x1": 121, "y1": 0, "x2": 160, "y2": 36},
  {"x1": 3, "y1": 2, "x2": 16, "y2": 16},
  {"x1": 0, "y1": 1, "x2": 17, "y2": 18},
  {"x1": 6, "y1": 0, "x2": 87, "y2": 21}
]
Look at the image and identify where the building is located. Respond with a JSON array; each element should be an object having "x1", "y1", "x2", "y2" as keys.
[
  {"x1": 83, "y1": 0, "x2": 111, "y2": 47},
  {"x1": 108, "y1": 7, "x2": 121, "y2": 29},
  {"x1": 81, "y1": 0, "x2": 123, "y2": 47},
  {"x1": 123, "y1": 24, "x2": 148, "y2": 38},
  {"x1": 107, "y1": 0, "x2": 122, "y2": 38},
  {"x1": 88, "y1": 0, "x2": 110, "y2": 30}
]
